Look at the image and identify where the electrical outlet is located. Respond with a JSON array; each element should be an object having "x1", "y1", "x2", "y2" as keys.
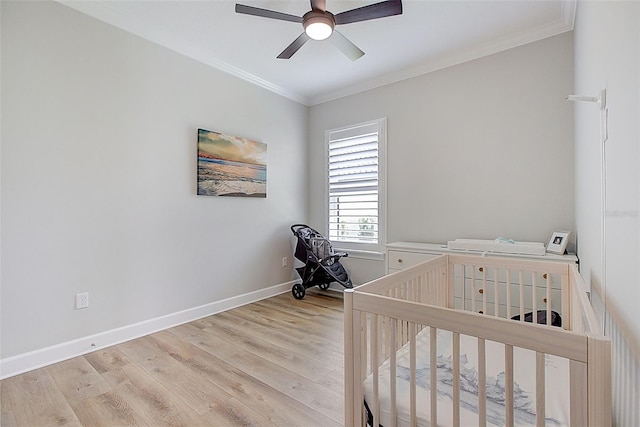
[
  {"x1": 75, "y1": 292, "x2": 89, "y2": 309},
  {"x1": 282, "y1": 256, "x2": 288, "y2": 267}
]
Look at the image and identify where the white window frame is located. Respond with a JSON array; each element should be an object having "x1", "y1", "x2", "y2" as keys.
[{"x1": 325, "y1": 118, "x2": 387, "y2": 259}]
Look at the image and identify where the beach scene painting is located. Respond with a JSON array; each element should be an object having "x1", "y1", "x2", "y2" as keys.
[{"x1": 197, "y1": 129, "x2": 267, "y2": 197}]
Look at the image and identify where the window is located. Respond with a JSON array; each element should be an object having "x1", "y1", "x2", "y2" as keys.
[{"x1": 327, "y1": 118, "x2": 386, "y2": 255}]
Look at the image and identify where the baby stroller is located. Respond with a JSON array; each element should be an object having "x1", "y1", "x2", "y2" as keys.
[{"x1": 290, "y1": 224, "x2": 353, "y2": 300}]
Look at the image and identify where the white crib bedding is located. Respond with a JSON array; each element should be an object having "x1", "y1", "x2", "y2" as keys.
[{"x1": 363, "y1": 327, "x2": 570, "y2": 427}]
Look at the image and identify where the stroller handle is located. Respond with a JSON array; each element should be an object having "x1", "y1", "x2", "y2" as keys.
[
  {"x1": 319, "y1": 252, "x2": 348, "y2": 265},
  {"x1": 291, "y1": 223, "x2": 315, "y2": 234}
]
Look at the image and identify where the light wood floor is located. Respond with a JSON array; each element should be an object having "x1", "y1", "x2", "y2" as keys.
[{"x1": 1, "y1": 291, "x2": 345, "y2": 426}]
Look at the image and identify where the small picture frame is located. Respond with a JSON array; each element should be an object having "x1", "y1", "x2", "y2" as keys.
[{"x1": 547, "y1": 231, "x2": 570, "y2": 254}]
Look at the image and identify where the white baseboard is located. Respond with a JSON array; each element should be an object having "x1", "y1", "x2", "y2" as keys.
[{"x1": 0, "y1": 281, "x2": 295, "y2": 380}]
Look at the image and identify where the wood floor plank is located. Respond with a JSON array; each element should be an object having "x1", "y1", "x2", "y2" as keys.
[
  {"x1": 117, "y1": 335, "x2": 170, "y2": 366},
  {"x1": 198, "y1": 319, "x2": 331, "y2": 383},
  {"x1": 47, "y1": 356, "x2": 112, "y2": 401},
  {"x1": 277, "y1": 290, "x2": 344, "y2": 313},
  {"x1": 1, "y1": 368, "x2": 82, "y2": 426},
  {"x1": 137, "y1": 352, "x2": 234, "y2": 415},
  {"x1": 66, "y1": 390, "x2": 147, "y2": 427},
  {"x1": 206, "y1": 310, "x2": 343, "y2": 370},
  {"x1": 234, "y1": 299, "x2": 345, "y2": 346},
  {"x1": 218, "y1": 314, "x2": 344, "y2": 373},
  {"x1": 229, "y1": 304, "x2": 344, "y2": 355},
  {"x1": 114, "y1": 336, "x2": 279, "y2": 425},
  {"x1": 199, "y1": 395, "x2": 279, "y2": 427},
  {"x1": 84, "y1": 347, "x2": 132, "y2": 375},
  {"x1": 45, "y1": 356, "x2": 139, "y2": 427},
  {"x1": 1, "y1": 292, "x2": 347, "y2": 426},
  {"x1": 170, "y1": 322, "x2": 345, "y2": 423},
  {"x1": 256, "y1": 297, "x2": 344, "y2": 327},
  {"x1": 0, "y1": 408, "x2": 18, "y2": 427},
  {"x1": 151, "y1": 331, "x2": 340, "y2": 426},
  {"x1": 101, "y1": 363, "x2": 211, "y2": 426}
]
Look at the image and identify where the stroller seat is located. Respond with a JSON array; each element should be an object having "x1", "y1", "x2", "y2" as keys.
[{"x1": 290, "y1": 224, "x2": 353, "y2": 300}]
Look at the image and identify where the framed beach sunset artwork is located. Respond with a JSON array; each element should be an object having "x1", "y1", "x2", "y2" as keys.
[{"x1": 197, "y1": 129, "x2": 267, "y2": 197}]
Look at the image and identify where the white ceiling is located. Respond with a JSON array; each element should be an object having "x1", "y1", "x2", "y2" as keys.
[{"x1": 60, "y1": 0, "x2": 576, "y2": 106}]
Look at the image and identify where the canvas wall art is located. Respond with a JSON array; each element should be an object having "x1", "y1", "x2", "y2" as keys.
[{"x1": 197, "y1": 129, "x2": 267, "y2": 197}]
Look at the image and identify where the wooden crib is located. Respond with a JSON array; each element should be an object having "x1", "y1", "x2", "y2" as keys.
[{"x1": 344, "y1": 254, "x2": 611, "y2": 427}]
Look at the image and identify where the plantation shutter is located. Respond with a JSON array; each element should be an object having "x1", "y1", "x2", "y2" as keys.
[{"x1": 328, "y1": 122, "x2": 379, "y2": 244}]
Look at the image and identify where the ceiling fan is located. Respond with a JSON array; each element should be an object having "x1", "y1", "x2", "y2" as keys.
[{"x1": 235, "y1": 0, "x2": 403, "y2": 61}]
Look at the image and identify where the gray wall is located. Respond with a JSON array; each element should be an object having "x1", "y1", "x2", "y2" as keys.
[
  {"x1": 309, "y1": 33, "x2": 575, "y2": 285},
  {"x1": 574, "y1": 2, "x2": 640, "y2": 425},
  {"x1": 1, "y1": 1, "x2": 308, "y2": 359}
]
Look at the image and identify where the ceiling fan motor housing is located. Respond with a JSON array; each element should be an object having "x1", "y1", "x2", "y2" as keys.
[{"x1": 303, "y1": 10, "x2": 335, "y2": 40}]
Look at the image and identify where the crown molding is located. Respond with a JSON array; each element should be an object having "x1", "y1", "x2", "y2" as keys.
[
  {"x1": 58, "y1": 1, "x2": 310, "y2": 105},
  {"x1": 308, "y1": 1, "x2": 576, "y2": 106},
  {"x1": 194, "y1": 56, "x2": 310, "y2": 105},
  {"x1": 58, "y1": 0, "x2": 576, "y2": 108}
]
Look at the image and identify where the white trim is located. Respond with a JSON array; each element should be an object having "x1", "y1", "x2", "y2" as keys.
[
  {"x1": 57, "y1": 0, "x2": 309, "y2": 105},
  {"x1": 0, "y1": 280, "x2": 295, "y2": 380},
  {"x1": 325, "y1": 118, "x2": 387, "y2": 254},
  {"x1": 334, "y1": 248, "x2": 385, "y2": 261},
  {"x1": 309, "y1": 14, "x2": 575, "y2": 106},
  {"x1": 59, "y1": 0, "x2": 576, "y2": 107}
]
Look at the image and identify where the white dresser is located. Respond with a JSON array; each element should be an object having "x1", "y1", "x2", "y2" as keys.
[
  {"x1": 387, "y1": 242, "x2": 578, "y2": 317},
  {"x1": 386, "y1": 241, "x2": 577, "y2": 274}
]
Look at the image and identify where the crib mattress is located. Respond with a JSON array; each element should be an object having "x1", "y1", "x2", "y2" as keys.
[{"x1": 363, "y1": 327, "x2": 570, "y2": 427}]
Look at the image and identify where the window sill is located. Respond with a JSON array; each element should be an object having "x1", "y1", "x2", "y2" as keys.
[{"x1": 333, "y1": 247, "x2": 384, "y2": 261}]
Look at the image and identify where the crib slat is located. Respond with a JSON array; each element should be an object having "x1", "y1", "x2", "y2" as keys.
[
  {"x1": 371, "y1": 314, "x2": 380, "y2": 427},
  {"x1": 532, "y1": 273, "x2": 538, "y2": 319},
  {"x1": 457, "y1": 265, "x2": 464, "y2": 311},
  {"x1": 436, "y1": 265, "x2": 440, "y2": 306},
  {"x1": 519, "y1": 270, "x2": 525, "y2": 321},
  {"x1": 478, "y1": 338, "x2": 487, "y2": 427},
  {"x1": 506, "y1": 270, "x2": 512, "y2": 319},
  {"x1": 546, "y1": 273, "x2": 552, "y2": 325},
  {"x1": 344, "y1": 290, "x2": 355, "y2": 427},
  {"x1": 384, "y1": 316, "x2": 390, "y2": 359},
  {"x1": 390, "y1": 318, "x2": 398, "y2": 427},
  {"x1": 430, "y1": 327, "x2": 437, "y2": 427},
  {"x1": 569, "y1": 360, "x2": 588, "y2": 427},
  {"x1": 403, "y1": 318, "x2": 408, "y2": 349},
  {"x1": 453, "y1": 332, "x2": 460, "y2": 427},
  {"x1": 505, "y1": 344, "x2": 514, "y2": 427},
  {"x1": 494, "y1": 268, "x2": 499, "y2": 316},
  {"x1": 448, "y1": 264, "x2": 454, "y2": 308},
  {"x1": 536, "y1": 351, "x2": 545, "y2": 427},
  {"x1": 587, "y1": 334, "x2": 612, "y2": 427},
  {"x1": 361, "y1": 312, "x2": 368, "y2": 379},
  {"x1": 410, "y1": 322, "x2": 417, "y2": 426},
  {"x1": 353, "y1": 309, "x2": 365, "y2": 427},
  {"x1": 561, "y1": 270, "x2": 570, "y2": 330},
  {"x1": 471, "y1": 266, "x2": 477, "y2": 313},
  {"x1": 482, "y1": 268, "x2": 487, "y2": 315}
]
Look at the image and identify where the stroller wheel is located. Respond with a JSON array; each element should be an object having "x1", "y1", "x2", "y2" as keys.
[
  {"x1": 292, "y1": 283, "x2": 306, "y2": 300},
  {"x1": 318, "y1": 282, "x2": 330, "y2": 291}
]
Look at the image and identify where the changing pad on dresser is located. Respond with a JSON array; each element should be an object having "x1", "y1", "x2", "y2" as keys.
[{"x1": 447, "y1": 238, "x2": 546, "y2": 256}]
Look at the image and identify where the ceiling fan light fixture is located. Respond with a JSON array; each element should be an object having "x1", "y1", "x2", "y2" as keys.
[
  {"x1": 303, "y1": 11, "x2": 335, "y2": 40},
  {"x1": 236, "y1": 1, "x2": 404, "y2": 59}
]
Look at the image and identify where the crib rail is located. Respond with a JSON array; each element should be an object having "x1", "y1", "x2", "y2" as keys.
[{"x1": 344, "y1": 254, "x2": 611, "y2": 427}]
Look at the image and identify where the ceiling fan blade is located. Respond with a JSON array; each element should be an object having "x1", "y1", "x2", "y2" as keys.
[
  {"x1": 235, "y1": 4, "x2": 302, "y2": 23},
  {"x1": 330, "y1": 30, "x2": 364, "y2": 61},
  {"x1": 334, "y1": 0, "x2": 402, "y2": 25},
  {"x1": 277, "y1": 33, "x2": 310, "y2": 59},
  {"x1": 310, "y1": 0, "x2": 326, "y2": 12}
]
